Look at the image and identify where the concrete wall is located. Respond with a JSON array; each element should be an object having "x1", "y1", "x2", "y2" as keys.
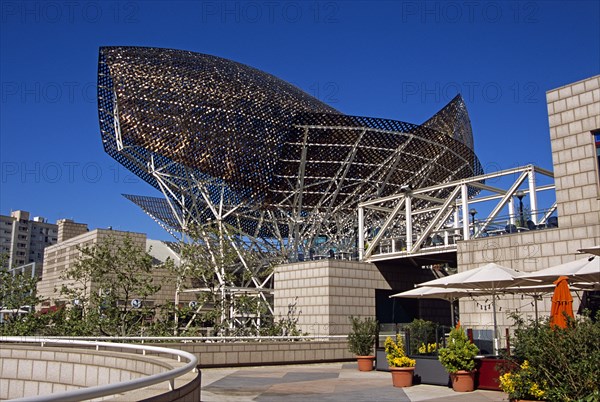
[
  {"x1": 57, "y1": 219, "x2": 89, "y2": 242},
  {"x1": 456, "y1": 76, "x2": 600, "y2": 343},
  {"x1": 164, "y1": 340, "x2": 354, "y2": 368},
  {"x1": 273, "y1": 258, "x2": 450, "y2": 336},
  {"x1": 547, "y1": 76, "x2": 600, "y2": 226},
  {"x1": 0, "y1": 345, "x2": 200, "y2": 401},
  {"x1": 274, "y1": 260, "x2": 390, "y2": 336}
]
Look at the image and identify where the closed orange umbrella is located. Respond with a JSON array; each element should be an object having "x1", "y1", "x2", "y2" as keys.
[{"x1": 550, "y1": 276, "x2": 574, "y2": 329}]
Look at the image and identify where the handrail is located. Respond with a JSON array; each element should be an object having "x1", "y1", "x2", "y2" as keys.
[
  {"x1": 2, "y1": 334, "x2": 349, "y2": 342},
  {"x1": 1, "y1": 337, "x2": 198, "y2": 402}
]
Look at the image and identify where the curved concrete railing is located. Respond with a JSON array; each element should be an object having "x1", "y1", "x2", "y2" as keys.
[{"x1": 0, "y1": 337, "x2": 198, "y2": 402}]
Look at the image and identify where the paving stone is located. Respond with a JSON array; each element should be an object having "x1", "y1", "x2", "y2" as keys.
[{"x1": 201, "y1": 363, "x2": 506, "y2": 402}]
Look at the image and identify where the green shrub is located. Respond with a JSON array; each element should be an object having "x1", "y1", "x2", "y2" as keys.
[
  {"x1": 406, "y1": 318, "x2": 439, "y2": 355},
  {"x1": 507, "y1": 312, "x2": 600, "y2": 401},
  {"x1": 438, "y1": 326, "x2": 479, "y2": 373},
  {"x1": 347, "y1": 316, "x2": 378, "y2": 356}
]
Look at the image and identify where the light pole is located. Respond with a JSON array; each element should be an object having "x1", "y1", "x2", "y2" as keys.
[
  {"x1": 469, "y1": 208, "x2": 477, "y2": 236},
  {"x1": 515, "y1": 190, "x2": 525, "y2": 227}
]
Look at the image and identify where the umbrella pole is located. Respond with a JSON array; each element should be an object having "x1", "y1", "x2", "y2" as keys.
[
  {"x1": 492, "y1": 293, "x2": 498, "y2": 356},
  {"x1": 450, "y1": 299, "x2": 455, "y2": 327}
]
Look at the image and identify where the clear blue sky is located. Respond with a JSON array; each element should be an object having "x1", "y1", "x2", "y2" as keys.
[{"x1": 1, "y1": 1, "x2": 599, "y2": 241}]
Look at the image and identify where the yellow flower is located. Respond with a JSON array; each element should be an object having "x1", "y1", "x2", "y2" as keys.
[
  {"x1": 385, "y1": 335, "x2": 415, "y2": 367},
  {"x1": 499, "y1": 360, "x2": 545, "y2": 401},
  {"x1": 529, "y1": 383, "x2": 545, "y2": 398},
  {"x1": 417, "y1": 342, "x2": 438, "y2": 354},
  {"x1": 499, "y1": 373, "x2": 515, "y2": 394}
]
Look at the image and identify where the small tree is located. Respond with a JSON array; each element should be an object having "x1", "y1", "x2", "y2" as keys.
[
  {"x1": 260, "y1": 297, "x2": 306, "y2": 337},
  {"x1": 347, "y1": 316, "x2": 378, "y2": 356},
  {"x1": 0, "y1": 253, "x2": 48, "y2": 335},
  {"x1": 438, "y1": 326, "x2": 479, "y2": 373},
  {"x1": 59, "y1": 234, "x2": 163, "y2": 336}
]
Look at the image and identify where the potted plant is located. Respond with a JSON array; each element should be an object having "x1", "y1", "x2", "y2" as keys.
[
  {"x1": 499, "y1": 360, "x2": 546, "y2": 402},
  {"x1": 384, "y1": 334, "x2": 416, "y2": 387},
  {"x1": 438, "y1": 325, "x2": 479, "y2": 392},
  {"x1": 347, "y1": 316, "x2": 378, "y2": 371}
]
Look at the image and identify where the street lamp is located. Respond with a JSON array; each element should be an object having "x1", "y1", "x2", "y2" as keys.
[
  {"x1": 515, "y1": 190, "x2": 525, "y2": 227},
  {"x1": 469, "y1": 208, "x2": 477, "y2": 224},
  {"x1": 469, "y1": 208, "x2": 477, "y2": 236}
]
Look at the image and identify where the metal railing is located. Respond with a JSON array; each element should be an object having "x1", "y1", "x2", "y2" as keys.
[
  {"x1": 1, "y1": 337, "x2": 198, "y2": 402},
  {"x1": 358, "y1": 164, "x2": 556, "y2": 262},
  {"x1": 1, "y1": 335, "x2": 348, "y2": 343}
]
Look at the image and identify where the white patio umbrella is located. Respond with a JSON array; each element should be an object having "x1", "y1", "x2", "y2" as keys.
[
  {"x1": 503, "y1": 282, "x2": 598, "y2": 323},
  {"x1": 578, "y1": 245, "x2": 600, "y2": 256},
  {"x1": 389, "y1": 286, "x2": 481, "y2": 325},
  {"x1": 521, "y1": 256, "x2": 599, "y2": 285},
  {"x1": 416, "y1": 262, "x2": 539, "y2": 354}
]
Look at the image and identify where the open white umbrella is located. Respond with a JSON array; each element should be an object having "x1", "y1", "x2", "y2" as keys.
[
  {"x1": 578, "y1": 245, "x2": 600, "y2": 256},
  {"x1": 416, "y1": 262, "x2": 538, "y2": 354},
  {"x1": 390, "y1": 286, "x2": 481, "y2": 325},
  {"x1": 521, "y1": 256, "x2": 599, "y2": 285}
]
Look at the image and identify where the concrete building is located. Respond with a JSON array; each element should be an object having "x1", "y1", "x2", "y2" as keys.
[
  {"x1": 37, "y1": 225, "x2": 191, "y2": 311},
  {"x1": 0, "y1": 210, "x2": 59, "y2": 275},
  {"x1": 274, "y1": 75, "x2": 600, "y2": 340},
  {"x1": 458, "y1": 75, "x2": 600, "y2": 333}
]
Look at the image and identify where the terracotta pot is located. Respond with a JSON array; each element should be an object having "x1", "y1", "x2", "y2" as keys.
[
  {"x1": 356, "y1": 355, "x2": 375, "y2": 371},
  {"x1": 450, "y1": 370, "x2": 475, "y2": 392},
  {"x1": 389, "y1": 366, "x2": 415, "y2": 387}
]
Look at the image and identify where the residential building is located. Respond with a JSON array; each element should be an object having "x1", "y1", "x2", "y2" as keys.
[{"x1": 0, "y1": 210, "x2": 59, "y2": 275}]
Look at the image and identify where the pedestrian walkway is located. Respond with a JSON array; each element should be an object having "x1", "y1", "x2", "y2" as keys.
[{"x1": 200, "y1": 362, "x2": 507, "y2": 401}]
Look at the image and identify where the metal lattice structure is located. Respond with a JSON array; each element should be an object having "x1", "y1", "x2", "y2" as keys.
[
  {"x1": 97, "y1": 46, "x2": 482, "y2": 330},
  {"x1": 358, "y1": 165, "x2": 556, "y2": 263}
]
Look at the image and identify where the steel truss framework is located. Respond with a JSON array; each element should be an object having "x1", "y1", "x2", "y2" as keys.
[
  {"x1": 97, "y1": 46, "x2": 483, "y2": 330},
  {"x1": 358, "y1": 165, "x2": 557, "y2": 263}
]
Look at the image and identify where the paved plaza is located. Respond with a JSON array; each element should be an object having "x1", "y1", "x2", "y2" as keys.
[{"x1": 200, "y1": 362, "x2": 507, "y2": 402}]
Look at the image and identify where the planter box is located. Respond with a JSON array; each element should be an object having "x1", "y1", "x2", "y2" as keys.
[
  {"x1": 376, "y1": 349, "x2": 449, "y2": 386},
  {"x1": 375, "y1": 348, "x2": 389, "y2": 371},
  {"x1": 476, "y1": 356, "x2": 509, "y2": 391},
  {"x1": 412, "y1": 355, "x2": 450, "y2": 386}
]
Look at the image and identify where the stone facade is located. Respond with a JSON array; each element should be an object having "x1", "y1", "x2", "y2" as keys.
[
  {"x1": 457, "y1": 75, "x2": 600, "y2": 341},
  {"x1": 274, "y1": 260, "x2": 390, "y2": 336},
  {"x1": 57, "y1": 219, "x2": 89, "y2": 243},
  {"x1": 274, "y1": 259, "x2": 443, "y2": 335},
  {"x1": 170, "y1": 340, "x2": 354, "y2": 367}
]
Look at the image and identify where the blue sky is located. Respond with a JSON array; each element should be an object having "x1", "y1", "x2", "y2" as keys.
[{"x1": 1, "y1": 0, "x2": 599, "y2": 241}]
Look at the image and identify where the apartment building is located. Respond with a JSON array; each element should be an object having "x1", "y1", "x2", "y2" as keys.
[{"x1": 0, "y1": 210, "x2": 59, "y2": 275}]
